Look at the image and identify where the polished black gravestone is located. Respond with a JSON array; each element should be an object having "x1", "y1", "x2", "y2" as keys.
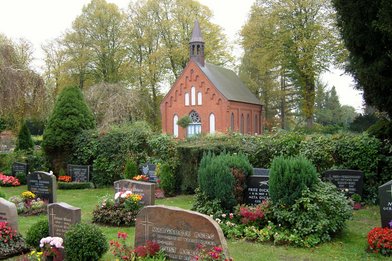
[
  {"x1": 27, "y1": 171, "x2": 57, "y2": 203},
  {"x1": 12, "y1": 162, "x2": 28, "y2": 177},
  {"x1": 379, "y1": 180, "x2": 392, "y2": 228},
  {"x1": 323, "y1": 169, "x2": 364, "y2": 196},
  {"x1": 245, "y1": 168, "x2": 270, "y2": 205},
  {"x1": 67, "y1": 164, "x2": 91, "y2": 182},
  {"x1": 141, "y1": 163, "x2": 157, "y2": 182}
]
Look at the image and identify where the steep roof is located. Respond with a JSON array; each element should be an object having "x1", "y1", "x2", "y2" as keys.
[
  {"x1": 190, "y1": 20, "x2": 204, "y2": 43},
  {"x1": 199, "y1": 62, "x2": 261, "y2": 105}
]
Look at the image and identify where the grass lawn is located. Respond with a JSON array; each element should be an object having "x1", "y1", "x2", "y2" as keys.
[{"x1": 1, "y1": 186, "x2": 389, "y2": 261}]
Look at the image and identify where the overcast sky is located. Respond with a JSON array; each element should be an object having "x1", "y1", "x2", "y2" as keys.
[{"x1": 0, "y1": 0, "x2": 363, "y2": 111}]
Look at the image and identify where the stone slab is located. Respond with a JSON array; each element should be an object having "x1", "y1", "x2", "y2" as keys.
[
  {"x1": 323, "y1": 169, "x2": 364, "y2": 196},
  {"x1": 0, "y1": 198, "x2": 18, "y2": 232},
  {"x1": 379, "y1": 180, "x2": 392, "y2": 228},
  {"x1": 48, "y1": 202, "x2": 81, "y2": 238},
  {"x1": 114, "y1": 179, "x2": 155, "y2": 205},
  {"x1": 27, "y1": 171, "x2": 57, "y2": 203}
]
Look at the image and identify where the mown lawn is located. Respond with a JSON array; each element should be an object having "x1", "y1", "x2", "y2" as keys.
[{"x1": 1, "y1": 186, "x2": 389, "y2": 261}]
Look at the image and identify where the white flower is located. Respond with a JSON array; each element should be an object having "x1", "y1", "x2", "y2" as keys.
[
  {"x1": 122, "y1": 191, "x2": 133, "y2": 198},
  {"x1": 221, "y1": 214, "x2": 226, "y2": 218},
  {"x1": 39, "y1": 236, "x2": 64, "y2": 249},
  {"x1": 115, "y1": 192, "x2": 122, "y2": 200}
]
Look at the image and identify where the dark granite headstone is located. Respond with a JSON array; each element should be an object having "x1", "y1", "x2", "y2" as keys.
[
  {"x1": 27, "y1": 171, "x2": 57, "y2": 203},
  {"x1": 48, "y1": 202, "x2": 81, "y2": 238},
  {"x1": 245, "y1": 168, "x2": 270, "y2": 205},
  {"x1": 379, "y1": 180, "x2": 392, "y2": 228},
  {"x1": 135, "y1": 205, "x2": 228, "y2": 261},
  {"x1": 11, "y1": 162, "x2": 28, "y2": 177},
  {"x1": 323, "y1": 169, "x2": 364, "y2": 196},
  {"x1": 0, "y1": 198, "x2": 18, "y2": 232},
  {"x1": 114, "y1": 179, "x2": 155, "y2": 205},
  {"x1": 141, "y1": 163, "x2": 157, "y2": 182},
  {"x1": 67, "y1": 164, "x2": 90, "y2": 182}
]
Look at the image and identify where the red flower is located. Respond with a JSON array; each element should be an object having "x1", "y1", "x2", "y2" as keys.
[
  {"x1": 117, "y1": 231, "x2": 128, "y2": 240},
  {"x1": 134, "y1": 245, "x2": 148, "y2": 257}
]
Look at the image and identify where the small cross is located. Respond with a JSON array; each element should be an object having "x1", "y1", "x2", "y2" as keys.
[
  {"x1": 141, "y1": 214, "x2": 154, "y2": 241},
  {"x1": 49, "y1": 208, "x2": 56, "y2": 235},
  {"x1": 387, "y1": 185, "x2": 392, "y2": 200}
]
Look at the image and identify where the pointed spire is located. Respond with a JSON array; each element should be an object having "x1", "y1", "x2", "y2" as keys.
[
  {"x1": 189, "y1": 20, "x2": 205, "y2": 66},
  {"x1": 190, "y1": 20, "x2": 204, "y2": 43}
]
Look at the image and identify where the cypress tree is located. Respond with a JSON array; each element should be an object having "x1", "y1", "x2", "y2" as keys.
[{"x1": 15, "y1": 121, "x2": 34, "y2": 151}]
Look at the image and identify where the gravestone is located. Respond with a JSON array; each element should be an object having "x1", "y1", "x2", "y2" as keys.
[
  {"x1": 245, "y1": 168, "x2": 270, "y2": 205},
  {"x1": 114, "y1": 179, "x2": 155, "y2": 205},
  {"x1": 11, "y1": 162, "x2": 28, "y2": 177},
  {"x1": 27, "y1": 171, "x2": 57, "y2": 203},
  {"x1": 379, "y1": 180, "x2": 392, "y2": 228},
  {"x1": 323, "y1": 169, "x2": 364, "y2": 196},
  {"x1": 48, "y1": 202, "x2": 81, "y2": 238},
  {"x1": 135, "y1": 205, "x2": 228, "y2": 261},
  {"x1": 142, "y1": 163, "x2": 157, "y2": 182},
  {"x1": 67, "y1": 164, "x2": 90, "y2": 182},
  {"x1": 0, "y1": 198, "x2": 18, "y2": 232}
]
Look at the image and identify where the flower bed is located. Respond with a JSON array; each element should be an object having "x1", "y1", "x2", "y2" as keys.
[
  {"x1": 92, "y1": 191, "x2": 143, "y2": 226},
  {"x1": 368, "y1": 226, "x2": 392, "y2": 256},
  {"x1": 0, "y1": 173, "x2": 20, "y2": 187},
  {"x1": 0, "y1": 221, "x2": 30, "y2": 259},
  {"x1": 8, "y1": 191, "x2": 47, "y2": 216}
]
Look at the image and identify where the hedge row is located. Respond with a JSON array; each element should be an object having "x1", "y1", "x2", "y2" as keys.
[{"x1": 69, "y1": 127, "x2": 389, "y2": 201}]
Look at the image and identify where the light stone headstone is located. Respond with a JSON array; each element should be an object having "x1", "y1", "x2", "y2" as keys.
[
  {"x1": 48, "y1": 202, "x2": 81, "y2": 238},
  {"x1": 135, "y1": 205, "x2": 229, "y2": 261},
  {"x1": 0, "y1": 198, "x2": 18, "y2": 232},
  {"x1": 114, "y1": 179, "x2": 155, "y2": 205}
]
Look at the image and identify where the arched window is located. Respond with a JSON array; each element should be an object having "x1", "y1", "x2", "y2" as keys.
[
  {"x1": 173, "y1": 115, "x2": 179, "y2": 138},
  {"x1": 209, "y1": 113, "x2": 215, "y2": 134},
  {"x1": 230, "y1": 113, "x2": 235, "y2": 131},
  {"x1": 197, "y1": 92, "x2": 202, "y2": 105},
  {"x1": 240, "y1": 114, "x2": 244, "y2": 134},
  {"x1": 247, "y1": 114, "x2": 250, "y2": 133},
  {"x1": 254, "y1": 115, "x2": 258, "y2": 134},
  {"x1": 187, "y1": 110, "x2": 201, "y2": 137},
  {"x1": 191, "y1": 87, "x2": 196, "y2": 105},
  {"x1": 185, "y1": 92, "x2": 190, "y2": 106}
]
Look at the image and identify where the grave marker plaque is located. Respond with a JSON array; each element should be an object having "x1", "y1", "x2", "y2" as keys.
[
  {"x1": 67, "y1": 164, "x2": 90, "y2": 182},
  {"x1": 11, "y1": 162, "x2": 28, "y2": 177},
  {"x1": 141, "y1": 163, "x2": 157, "y2": 182},
  {"x1": 48, "y1": 202, "x2": 81, "y2": 238},
  {"x1": 0, "y1": 198, "x2": 18, "y2": 232},
  {"x1": 135, "y1": 205, "x2": 228, "y2": 261},
  {"x1": 27, "y1": 171, "x2": 57, "y2": 203},
  {"x1": 323, "y1": 169, "x2": 364, "y2": 196},
  {"x1": 379, "y1": 180, "x2": 392, "y2": 228},
  {"x1": 114, "y1": 179, "x2": 155, "y2": 205},
  {"x1": 245, "y1": 168, "x2": 269, "y2": 205}
]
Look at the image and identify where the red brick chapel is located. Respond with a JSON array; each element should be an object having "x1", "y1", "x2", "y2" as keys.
[{"x1": 160, "y1": 21, "x2": 263, "y2": 139}]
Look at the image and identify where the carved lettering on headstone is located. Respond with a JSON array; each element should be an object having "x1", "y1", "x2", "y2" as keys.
[
  {"x1": 48, "y1": 202, "x2": 81, "y2": 238},
  {"x1": 114, "y1": 179, "x2": 155, "y2": 205},
  {"x1": 27, "y1": 171, "x2": 57, "y2": 203}
]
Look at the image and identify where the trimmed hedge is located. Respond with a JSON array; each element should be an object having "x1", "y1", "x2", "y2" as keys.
[{"x1": 58, "y1": 182, "x2": 94, "y2": 190}]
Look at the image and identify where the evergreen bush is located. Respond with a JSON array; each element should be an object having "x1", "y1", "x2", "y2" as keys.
[
  {"x1": 42, "y1": 86, "x2": 95, "y2": 173},
  {"x1": 15, "y1": 121, "x2": 34, "y2": 151},
  {"x1": 15, "y1": 173, "x2": 26, "y2": 185},
  {"x1": 159, "y1": 163, "x2": 176, "y2": 196},
  {"x1": 198, "y1": 152, "x2": 252, "y2": 210},
  {"x1": 25, "y1": 219, "x2": 49, "y2": 250},
  {"x1": 269, "y1": 156, "x2": 318, "y2": 205},
  {"x1": 124, "y1": 159, "x2": 138, "y2": 179},
  {"x1": 64, "y1": 223, "x2": 108, "y2": 261},
  {"x1": 58, "y1": 182, "x2": 94, "y2": 190}
]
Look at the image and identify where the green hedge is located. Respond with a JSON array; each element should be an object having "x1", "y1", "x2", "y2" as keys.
[{"x1": 58, "y1": 182, "x2": 94, "y2": 190}]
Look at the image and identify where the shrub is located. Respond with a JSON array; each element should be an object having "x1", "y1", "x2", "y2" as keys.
[
  {"x1": 42, "y1": 86, "x2": 95, "y2": 173},
  {"x1": 124, "y1": 159, "x2": 138, "y2": 179},
  {"x1": 272, "y1": 182, "x2": 352, "y2": 247},
  {"x1": 58, "y1": 182, "x2": 94, "y2": 190},
  {"x1": 158, "y1": 163, "x2": 176, "y2": 196},
  {"x1": 26, "y1": 219, "x2": 49, "y2": 250},
  {"x1": 198, "y1": 152, "x2": 252, "y2": 211},
  {"x1": 64, "y1": 223, "x2": 108, "y2": 261},
  {"x1": 269, "y1": 156, "x2": 318, "y2": 206},
  {"x1": 0, "y1": 221, "x2": 29, "y2": 259},
  {"x1": 15, "y1": 173, "x2": 26, "y2": 185},
  {"x1": 15, "y1": 121, "x2": 34, "y2": 151},
  {"x1": 367, "y1": 227, "x2": 392, "y2": 256},
  {"x1": 191, "y1": 188, "x2": 224, "y2": 218}
]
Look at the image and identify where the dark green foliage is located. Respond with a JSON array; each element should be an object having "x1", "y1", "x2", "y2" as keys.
[
  {"x1": 350, "y1": 113, "x2": 379, "y2": 133},
  {"x1": 42, "y1": 86, "x2": 95, "y2": 172},
  {"x1": 198, "y1": 152, "x2": 252, "y2": 210},
  {"x1": 15, "y1": 173, "x2": 26, "y2": 185},
  {"x1": 159, "y1": 163, "x2": 176, "y2": 196},
  {"x1": 147, "y1": 134, "x2": 179, "y2": 171},
  {"x1": 64, "y1": 223, "x2": 108, "y2": 261},
  {"x1": 124, "y1": 159, "x2": 138, "y2": 179},
  {"x1": 92, "y1": 122, "x2": 151, "y2": 187},
  {"x1": 299, "y1": 135, "x2": 335, "y2": 173},
  {"x1": 332, "y1": 0, "x2": 392, "y2": 117},
  {"x1": 71, "y1": 130, "x2": 99, "y2": 166},
  {"x1": 25, "y1": 219, "x2": 49, "y2": 250},
  {"x1": 58, "y1": 182, "x2": 94, "y2": 190},
  {"x1": 26, "y1": 118, "x2": 45, "y2": 136},
  {"x1": 92, "y1": 205, "x2": 137, "y2": 226},
  {"x1": 15, "y1": 121, "x2": 34, "y2": 151},
  {"x1": 269, "y1": 156, "x2": 318, "y2": 206},
  {"x1": 272, "y1": 182, "x2": 352, "y2": 247},
  {"x1": 191, "y1": 188, "x2": 224, "y2": 218},
  {"x1": 367, "y1": 118, "x2": 392, "y2": 140},
  {"x1": 177, "y1": 115, "x2": 191, "y2": 128}
]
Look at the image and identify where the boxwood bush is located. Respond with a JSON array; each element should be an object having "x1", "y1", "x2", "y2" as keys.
[
  {"x1": 25, "y1": 219, "x2": 49, "y2": 250},
  {"x1": 57, "y1": 182, "x2": 94, "y2": 190}
]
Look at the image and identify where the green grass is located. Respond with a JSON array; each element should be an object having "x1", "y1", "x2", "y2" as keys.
[{"x1": 0, "y1": 186, "x2": 389, "y2": 261}]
